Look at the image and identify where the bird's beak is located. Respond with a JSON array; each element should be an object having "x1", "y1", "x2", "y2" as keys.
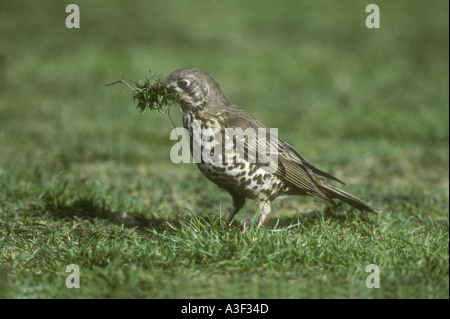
[{"x1": 161, "y1": 78, "x2": 175, "y2": 92}]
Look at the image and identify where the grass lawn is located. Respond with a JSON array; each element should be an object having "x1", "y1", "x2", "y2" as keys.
[{"x1": 0, "y1": 0, "x2": 448, "y2": 299}]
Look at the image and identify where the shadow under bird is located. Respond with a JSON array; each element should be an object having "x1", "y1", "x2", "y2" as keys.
[{"x1": 162, "y1": 68, "x2": 382, "y2": 227}]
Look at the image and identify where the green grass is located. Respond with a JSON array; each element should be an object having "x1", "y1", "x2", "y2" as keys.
[{"x1": 0, "y1": 0, "x2": 448, "y2": 299}]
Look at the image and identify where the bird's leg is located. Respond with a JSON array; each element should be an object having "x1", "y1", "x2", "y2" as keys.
[
  {"x1": 256, "y1": 200, "x2": 272, "y2": 227},
  {"x1": 225, "y1": 195, "x2": 246, "y2": 225}
]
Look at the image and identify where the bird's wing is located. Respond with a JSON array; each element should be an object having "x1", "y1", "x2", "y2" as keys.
[
  {"x1": 221, "y1": 106, "x2": 336, "y2": 204},
  {"x1": 279, "y1": 141, "x2": 345, "y2": 185}
]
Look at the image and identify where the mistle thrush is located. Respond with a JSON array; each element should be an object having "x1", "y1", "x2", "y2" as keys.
[{"x1": 162, "y1": 68, "x2": 381, "y2": 227}]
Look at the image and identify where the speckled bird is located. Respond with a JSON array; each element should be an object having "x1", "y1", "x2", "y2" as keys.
[{"x1": 162, "y1": 68, "x2": 381, "y2": 227}]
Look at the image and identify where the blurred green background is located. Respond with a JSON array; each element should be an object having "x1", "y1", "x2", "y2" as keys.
[{"x1": 0, "y1": 0, "x2": 448, "y2": 299}]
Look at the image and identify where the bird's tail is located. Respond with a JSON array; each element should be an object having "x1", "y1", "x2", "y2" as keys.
[{"x1": 323, "y1": 184, "x2": 382, "y2": 214}]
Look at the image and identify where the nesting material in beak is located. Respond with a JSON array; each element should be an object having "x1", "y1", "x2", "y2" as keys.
[{"x1": 107, "y1": 71, "x2": 178, "y2": 113}]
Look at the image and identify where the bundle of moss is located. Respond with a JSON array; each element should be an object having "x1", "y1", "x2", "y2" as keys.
[{"x1": 108, "y1": 72, "x2": 178, "y2": 113}]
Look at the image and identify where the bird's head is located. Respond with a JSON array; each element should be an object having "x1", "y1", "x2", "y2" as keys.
[{"x1": 162, "y1": 68, "x2": 228, "y2": 112}]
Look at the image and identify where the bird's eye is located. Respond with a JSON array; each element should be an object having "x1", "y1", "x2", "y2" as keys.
[{"x1": 177, "y1": 80, "x2": 190, "y2": 89}]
